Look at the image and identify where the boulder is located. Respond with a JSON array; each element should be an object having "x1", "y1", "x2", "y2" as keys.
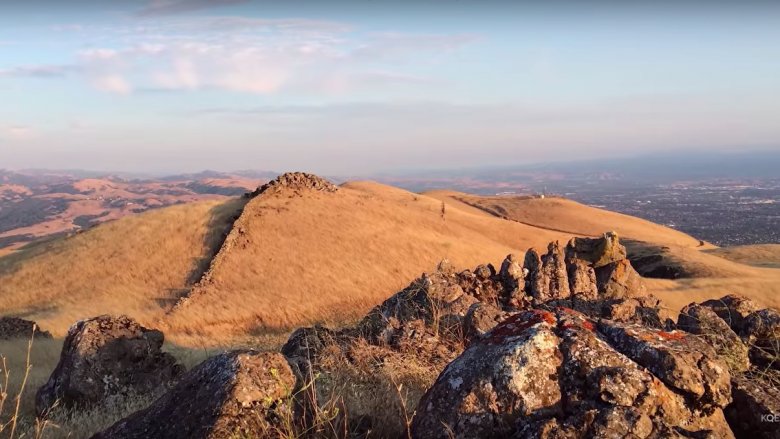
[
  {"x1": 565, "y1": 231, "x2": 627, "y2": 268},
  {"x1": 725, "y1": 374, "x2": 780, "y2": 439},
  {"x1": 36, "y1": 315, "x2": 183, "y2": 415},
  {"x1": 412, "y1": 310, "x2": 562, "y2": 438},
  {"x1": 412, "y1": 309, "x2": 734, "y2": 439},
  {"x1": 93, "y1": 351, "x2": 295, "y2": 439},
  {"x1": 462, "y1": 302, "x2": 510, "y2": 342},
  {"x1": 699, "y1": 294, "x2": 760, "y2": 334},
  {"x1": 678, "y1": 303, "x2": 750, "y2": 372},
  {"x1": 742, "y1": 308, "x2": 780, "y2": 368},
  {"x1": 0, "y1": 317, "x2": 51, "y2": 340},
  {"x1": 595, "y1": 259, "x2": 646, "y2": 299}
]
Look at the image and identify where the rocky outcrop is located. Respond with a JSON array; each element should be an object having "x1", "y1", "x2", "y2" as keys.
[
  {"x1": 526, "y1": 242, "x2": 571, "y2": 303},
  {"x1": 595, "y1": 259, "x2": 647, "y2": 299},
  {"x1": 411, "y1": 308, "x2": 735, "y2": 439},
  {"x1": 0, "y1": 317, "x2": 51, "y2": 340},
  {"x1": 93, "y1": 351, "x2": 295, "y2": 439},
  {"x1": 36, "y1": 315, "x2": 183, "y2": 415},
  {"x1": 566, "y1": 259, "x2": 598, "y2": 300},
  {"x1": 248, "y1": 172, "x2": 338, "y2": 198},
  {"x1": 565, "y1": 232, "x2": 626, "y2": 268}
]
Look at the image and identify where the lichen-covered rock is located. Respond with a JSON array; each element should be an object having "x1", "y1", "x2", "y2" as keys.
[
  {"x1": 0, "y1": 317, "x2": 51, "y2": 340},
  {"x1": 725, "y1": 374, "x2": 780, "y2": 439},
  {"x1": 595, "y1": 259, "x2": 646, "y2": 299},
  {"x1": 36, "y1": 315, "x2": 183, "y2": 416},
  {"x1": 93, "y1": 351, "x2": 295, "y2": 439},
  {"x1": 565, "y1": 232, "x2": 627, "y2": 268},
  {"x1": 412, "y1": 309, "x2": 734, "y2": 439},
  {"x1": 700, "y1": 294, "x2": 760, "y2": 334},
  {"x1": 412, "y1": 310, "x2": 562, "y2": 438},
  {"x1": 678, "y1": 303, "x2": 750, "y2": 372},
  {"x1": 598, "y1": 321, "x2": 731, "y2": 411}
]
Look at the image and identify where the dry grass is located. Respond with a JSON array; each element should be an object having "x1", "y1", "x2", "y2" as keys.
[{"x1": 0, "y1": 198, "x2": 244, "y2": 337}]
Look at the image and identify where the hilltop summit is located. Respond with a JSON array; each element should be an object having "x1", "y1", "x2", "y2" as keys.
[{"x1": 248, "y1": 172, "x2": 338, "y2": 198}]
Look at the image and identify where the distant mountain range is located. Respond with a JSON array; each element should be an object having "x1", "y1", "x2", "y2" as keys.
[{"x1": 0, "y1": 169, "x2": 265, "y2": 253}]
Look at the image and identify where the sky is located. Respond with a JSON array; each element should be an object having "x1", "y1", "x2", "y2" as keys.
[{"x1": 1, "y1": 0, "x2": 779, "y2": 175}]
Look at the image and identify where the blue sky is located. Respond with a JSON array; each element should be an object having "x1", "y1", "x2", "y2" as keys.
[{"x1": 1, "y1": 0, "x2": 779, "y2": 174}]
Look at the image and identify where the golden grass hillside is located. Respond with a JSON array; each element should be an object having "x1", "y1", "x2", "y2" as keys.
[
  {"x1": 432, "y1": 192, "x2": 707, "y2": 248},
  {"x1": 0, "y1": 199, "x2": 244, "y2": 336},
  {"x1": 163, "y1": 181, "x2": 572, "y2": 345}
]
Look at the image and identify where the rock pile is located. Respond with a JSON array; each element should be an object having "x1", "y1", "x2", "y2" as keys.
[
  {"x1": 0, "y1": 316, "x2": 51, "y2": 340},
  {"x1": 36, "y1": 315, "x2": 183, "y2": 415},
  {"x1": 248, "y1": 172, "x2": 339, "y2": 198}
]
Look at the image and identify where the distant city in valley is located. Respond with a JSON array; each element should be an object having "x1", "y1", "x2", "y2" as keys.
[{"x1": 544, "y1": 178, "x2": 780, "y2": 247}]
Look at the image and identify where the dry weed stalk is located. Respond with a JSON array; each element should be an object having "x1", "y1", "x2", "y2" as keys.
[{"x1": 0, "y1": 324, "x2": 53, "y2": 439}]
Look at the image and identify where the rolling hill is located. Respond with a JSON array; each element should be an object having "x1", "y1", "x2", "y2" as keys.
[
  {"x1": 0, "y1": 169, "x2": 264, "y2": 255},
  {"x1": 1, "y1": 173, "x2": 778, "y2": 347}
]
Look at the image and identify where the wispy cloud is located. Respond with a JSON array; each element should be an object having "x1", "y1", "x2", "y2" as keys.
[
  {"x1": 0, "y1": 64, "x2": 78, "y2": 78},
  {"x1": 48, "y1": 18, "x2": 474, "y2": 95},
  {"x1": 137, "y1": 0, "x2": 249, "y2": 17}
]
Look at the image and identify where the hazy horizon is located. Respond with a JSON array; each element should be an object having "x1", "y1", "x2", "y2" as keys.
[{"x1": 2, "y1": 0, "x2": 779, "y2": 174}]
